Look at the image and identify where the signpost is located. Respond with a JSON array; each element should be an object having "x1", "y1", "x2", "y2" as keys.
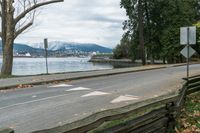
[
  {"x1": 180, "y1": 26, "x2": 196, "y2": 81},
  {"x1": 44, "y1": 38, "x2": 49, "y2": 74}
]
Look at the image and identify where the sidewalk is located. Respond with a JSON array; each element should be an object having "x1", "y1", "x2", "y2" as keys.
[{"x1": 0, "y1": 63, "x2": 188, "y2": 90}]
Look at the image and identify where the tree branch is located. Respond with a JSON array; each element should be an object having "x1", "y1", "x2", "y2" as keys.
[
  {"x1": 0, "y1": 32, "x2": 2, "y2": 38},
  {"x1": 14, "y1": 22, "x2": 33, "y2": 38},
  {"x1": 14, "y1": 0, "x2": 63, "y2": 25}
]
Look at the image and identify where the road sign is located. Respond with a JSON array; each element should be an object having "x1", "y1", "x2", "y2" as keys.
[
  {"x1": 180, "y1": 46, "x2": 196, "y2": 58},
  {"x1": 180, "y1": 26, "x2": 196, "y2": 45},
  {"x1": 44, "y1": 38, "x2": 48, "y2": 49}
]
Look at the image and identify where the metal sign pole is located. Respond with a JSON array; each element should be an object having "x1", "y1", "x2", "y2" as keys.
[
  {"x1": 180, "y1": 26, "x2": 196, "y2": 85},
  {"x1": 44, "y1": 38, "x2": 49, "y2": 74},
  {"x1": 187, "y1": 27, "x2": 189, "y2": 82}
]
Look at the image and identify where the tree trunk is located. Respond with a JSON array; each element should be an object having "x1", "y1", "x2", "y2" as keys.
[
  {"x1": 150, "y1": 48, "x2": 155, "y2": 64},
  {"x1": 1, "y1": 0, "x2": 15, "y2": 76},
  {"x1": 163, "y1": 57, "x2": 166, "y2": 64},
  {"x1": 1, "y1": 39, "x2": 14, "y2": 75},
  {"x1": 138, "y1": 0, "x2": 146, "y2": 65}
]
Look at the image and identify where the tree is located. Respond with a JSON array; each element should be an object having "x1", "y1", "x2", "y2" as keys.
[
  {"x1": 120, "y1": 0, "x2": 200, "y2": 64},
  {"x1": 120, "y1": 0, "x2": 146, "y2": 65},
  {"x1": 0, "y1": 0, "x2": 63, "y2": 76},
  {"x1": 113, "y1": 36, "x2": 130, "y2": 59},
  {"x1": 138, "y1": 0, "x2": 146, "y2": 65}
]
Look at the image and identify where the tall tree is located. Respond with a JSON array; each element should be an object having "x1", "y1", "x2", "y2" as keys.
[
  {"x1": 138, "y1": 0, "x2": 145, "y2": 65},
  {"x1": 120, "y1": 0, "x2": 200, "y2": 64},
  {"x1": 0, "y1": 0, "x2": 63, "y2": 76},
  {"x1": 121, "y1": 0, "x2": 146, "y2": 64}
]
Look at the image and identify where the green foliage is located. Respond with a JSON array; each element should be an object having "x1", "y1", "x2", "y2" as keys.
[
  {"x1": 119, "y1": 0, "x2": 200, "y2": 63},
  {"x1": 113, "y1": 34, "x2": 131, "y2": 59}
]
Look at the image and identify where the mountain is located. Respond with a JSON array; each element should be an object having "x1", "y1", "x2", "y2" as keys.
[
  {"x1": 0, "y1": 41, "x2": 44, "y2": 56},
  {"x1": 0, "y1": 41, "x2": 112, "y2": 57},
  {"x1": 28, "y1": 41, "x2": 112, "y2": 53}
]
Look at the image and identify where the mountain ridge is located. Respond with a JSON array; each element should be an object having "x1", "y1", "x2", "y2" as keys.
[
  {"x1": 0, "y1": 41, "x2": 112, "y2": 57},
  {"x1": 28, "y1": 41, "x2": 112, "y2": 53}
]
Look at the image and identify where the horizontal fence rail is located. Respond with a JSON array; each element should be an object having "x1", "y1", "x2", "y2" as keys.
[{"x1": 1, "y1": 75, "x2": 200, "y2": 133}]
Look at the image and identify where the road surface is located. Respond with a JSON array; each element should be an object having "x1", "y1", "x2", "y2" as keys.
[{"x1": 0, "y1": 64, "x2": 200, "y2": 133}]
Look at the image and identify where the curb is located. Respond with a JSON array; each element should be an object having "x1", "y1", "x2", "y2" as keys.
[{"x1": 0, "y1": 63, "x2": 198, "y2": 90}]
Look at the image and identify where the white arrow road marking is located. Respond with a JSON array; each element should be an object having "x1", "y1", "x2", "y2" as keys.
[
  {"x1": 49, "y1": 84, "x2": 72, "y2": 88},
  {"x1": 32, "y1": 95, "x2": 37, "y2": 98},
  {"x1": 81, "y1": 91, "x2": 110, "y2": 97},
  {"x1": 66, "y1": 87, "x2": 91, "y2": 92},
  {"x1": 154, "y1": 95, "x2": 158, "y2": 97},
  {"x1": 111, "y1": 95, "x2": 139, "y2": 104}
]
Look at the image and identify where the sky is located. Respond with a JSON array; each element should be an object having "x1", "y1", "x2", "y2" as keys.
[{"x1": 15, "y1": 0, "x2": 127, "y2": 48}]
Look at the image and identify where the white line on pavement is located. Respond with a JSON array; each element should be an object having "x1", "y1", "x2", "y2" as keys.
[{"x1": 0, "y1": 93, "x2": 71, "y2": 110}]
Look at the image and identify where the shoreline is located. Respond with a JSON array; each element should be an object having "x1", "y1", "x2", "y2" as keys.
[{"x1": 89, "y1": 58, "x2": 139, "y2": 68}]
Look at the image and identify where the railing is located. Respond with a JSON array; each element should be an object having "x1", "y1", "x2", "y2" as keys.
[{"x1": 2, "y1": 75, "x2": 200, "y2": 133}]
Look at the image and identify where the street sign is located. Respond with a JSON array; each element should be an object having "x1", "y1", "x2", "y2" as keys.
[
  {"x1": 180, "y1": 46, "x2": 196, "y2": 58},
  {"x1": 44, "y1": 38, "x2": 48, "y2": 49},
  {"x1": 180, "y1": 26, "x2": 196, "y2": 82},
  {"x1": 180, "y1": 26, "x2": 196, "y2": 45}
]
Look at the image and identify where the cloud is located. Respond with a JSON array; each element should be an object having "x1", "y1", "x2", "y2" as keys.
[{"x1": 15, "y1": 0, "x2": 127, "y2": 48}]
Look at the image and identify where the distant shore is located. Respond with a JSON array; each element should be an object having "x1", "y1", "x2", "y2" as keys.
[{"x1": 89, "y1": 55, "x2": 141, "y2": 68}]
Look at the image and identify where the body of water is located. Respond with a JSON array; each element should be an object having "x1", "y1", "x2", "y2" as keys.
[{"x1": 0, "y1": 57, "x2": 113, "y2": 75}]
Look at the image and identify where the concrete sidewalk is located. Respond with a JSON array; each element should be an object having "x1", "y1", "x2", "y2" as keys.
[{"x1": 0, "y1": 63, "x2": 188, "y2": 90}]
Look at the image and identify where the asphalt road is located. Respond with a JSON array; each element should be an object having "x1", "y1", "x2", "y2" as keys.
[{"x1": 0, "y1": 64, "x2": 200, "y2": 133}]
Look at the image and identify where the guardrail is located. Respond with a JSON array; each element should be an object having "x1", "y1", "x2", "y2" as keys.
[{"x1": 2, "y1": 75, "x2": 200, "y2": 133}]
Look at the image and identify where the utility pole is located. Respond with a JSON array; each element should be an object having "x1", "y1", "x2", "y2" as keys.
[{"x1": 138, "y1": 0, "x2": 146, "y2": 65}]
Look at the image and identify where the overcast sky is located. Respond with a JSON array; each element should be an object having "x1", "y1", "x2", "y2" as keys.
[{"x1": 15, "y1": 0, "x2": 127, "y2": 48}]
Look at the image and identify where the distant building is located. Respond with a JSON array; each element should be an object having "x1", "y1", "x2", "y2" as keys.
[
  {"x1": 15, "y1": 52, "x2": 32, "y2": 57},
  {"x1": 92, "y1": 52, "x2": 97, "y2": 56}
]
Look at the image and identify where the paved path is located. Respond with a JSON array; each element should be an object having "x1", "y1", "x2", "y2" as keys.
[{"x1": 0, "y1": 64, "x2": 199, "y2": 132}]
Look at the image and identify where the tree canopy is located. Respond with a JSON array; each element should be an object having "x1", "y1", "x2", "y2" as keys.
[{"x1": 114, "y1": 0, "x2": 200, "y2": 64}]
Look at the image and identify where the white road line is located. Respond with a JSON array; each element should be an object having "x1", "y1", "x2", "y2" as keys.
[
  {"x1": 49, "y1": 84, "x2": 72, "y2": 88},
  {"x1": 81, "y1": 91, "x2": 110, "y2": 97},
  {"x1": 111, "y1": 95, "x2": 139, "y2": 104},
  {"x1": 0, "y1": 93, "x2": 71, "y2": 110},
  {"x1": 66, "y1": 87, "x2": 91, "y2": 92}
]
